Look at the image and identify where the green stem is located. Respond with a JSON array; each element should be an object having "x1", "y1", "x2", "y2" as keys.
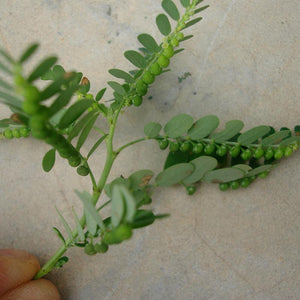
[{"x1": 115, "y1": 137, "x2": 147, "y2": 154}]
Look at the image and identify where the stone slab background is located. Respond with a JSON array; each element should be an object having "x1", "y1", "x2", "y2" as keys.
[{"x1": 0, "y1": 0, "x2": 299, "y2": 299}]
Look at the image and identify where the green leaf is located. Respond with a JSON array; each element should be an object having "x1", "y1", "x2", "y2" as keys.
[
  {"x1": 183, "y1": 156, "x2": 218, "y2": 184},
  {"x1": 111, "y1": 184, "x2": 125, "y2": 227},
  {"x1": 42, "y1": 148, "x2": 56, "y2": 172},
  {"x1": 52, "y1": 227, "x2": 66, "y2": 245},
  {"x1": 0, "y1": 48, "x2": 14, "y2": 63},
  {"x1": 58, "y1": 99, "x2": 94, "y2": 129},
  {"x1": 162, "y1": 0, "x2": 180, "y2": 21},
  {"x1": 164, "y1": 113, "x2": 194, "y2": 138},
  {"x1": 124, "y1": 50, "x2": 147, "y2": 68},
  {"x1": 184, "y1": 17, "x2": 203, "y2": 29},
  {"x1": 211, "y1": 120, "x2": 244, "y2": 143},
  {"x1": 96, "y1": 88, "x2": 106, "y2": 101},
  {"x1": 181, "y1": 35, "x2": 194, "y2": 41},
  {"x1": 76, "y1": 113, "x2": 98, "y2": 150},
  {"x1": 156, "y1": 14, "x2": 171, "y2": 36},
  {"x1": 137, "y1": 34, "x2": 160, "y2": 53},
  {"x1": 238, "y1": 125, "x2": 270, "y2": 146},
  {"x1": 55, "y1": 207, "x2": 73, "y2": 241},
  {"x1": 54, "y1": 256, "x2": 69, "y2": 269},
  {"x1": 73, "y1": 209, "x2": 85, "y2": 242},
  {"x1": 188, "y1": 115, "x2": 219, "y2": 140},
  {"x1": 232, "y1": 164, "x2": 252, "y2": 173},
  {"x1": 19, "y1": 43, "x2": 39, "y2": 63},
  {"x1": 109, "y1": 69, "x2": 134, "y2": 83},
  {"x1": 261, "y1": 130, "x2": 291, "y2": 146},
  {"x1": 203, "y1": 167, "x2": 245, "y2": 183},
  {"x1": 87, "y1": 134, "x2": 108, "y2": 159},
  {"x1": 28, "y1": 56, "x2": 58, "y2": 82},
  {"x1": 164, "y1": 150, "x2": 190, "y2": 169},
  {"x1": 174, "y1": 48, "x2": 185, "y2": 55},
  {"x1": 75, "y1": 190, "x2": 105, "y2": 231},
  {"x1": 68, "y1": 111, "x2": 96, "y2": 141},
  {"x1": 129, "y1": 169, "x2": 154, "y2": 190},
  {"x1": 119, "y1": 185, "x2": 136, "y2": 223},
  {"x1": 39, "y1": 78, "x2": 65, "y2": 101},
  {"x1": 280, "y1": 136, "x2": 300, "y2": 146},
  {"x1": 180, "y1": 0, "x2": 190, "y2": 8},
  {"x1": 48, "y1": 85, "x2": 78, "y2": 116},
  {"x1": 246, "y1": 165, "x2": 273, "y2": 177},
  {"x1": 105, "y1": 177, "x2": 131, "y2": 198},
  {"x1": 156, "y1": 163, "x2": 194, "y2": 186},
  {"x1": 0, "y1": 61, "x2": 12, "y2": 75},
  {"x1": 107, "y1": 81, "x2": 126, "y2": 96},
  {"x1": 193, "y1": 5, "x2": 210, "y2": 14},
  {"x1": 0, "y1": 90, "x2": 23, "y2": 109},
  {"x1": 131, "y1": 210, "x2": 155, "y2": 229},
  {"x1": 144, "y1": 122, "x2": 162, "y2": 138},
  {"x1": 0, "y1": 77, "x2": 13, "y2": 91}
]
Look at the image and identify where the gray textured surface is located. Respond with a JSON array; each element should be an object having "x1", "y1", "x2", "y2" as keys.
[{"x1": 0, "y1": 0, "x2": 299, "y2": 299}]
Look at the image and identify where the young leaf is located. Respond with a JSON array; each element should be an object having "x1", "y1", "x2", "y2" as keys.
[
  {"x1": 19, "y1": 43, "x2": 39, "y2": 63},
  {"x1": 183, "y1": 156, "x2": 218, "y2": 184},
  {"x1": 137, "y1": 34, "x2": 160, "y2": 53},
  {"x1": 55, "y1": 207, "x2": 73, "y2": 241},
  {"x1": 107, "y1": 81, "x2": 126, "y2": 96},
  {"x1": 261, "y1": 130, "x2": 291, "y2": 146},
  {"x1": 203, "y1": 167, "x2": 245, "y2": 183},
  {"x1": 129, "y1": 169, "x2": 154, "y2": 190},
  {"x1": 131, "y1": 210, "x2": 155, "y2": 229},
  {"x1": 174, "y1": 48, "x2": 185, "y2": 55},
  {"x1": 181, "y1": 35, "x2": 194, "y2": 41},
  {"x1": 73, "y1": 209, "x2": 85, "y2": 242},
  {"x1": 76, "y1": 114, "x2": 98, "y2": 150},
  {"x1": 232, "y1": 164, "x2": 252, "y2": 173},
  {"x1": 156, "y1": 163, "x2": 194, "y2": 186},
  {"x1": 54, "y1": 256, "x2": 69, "y2": 269},
  {"x1": 188, "y1": 115, "x2": 219, "y2": 140},
  {"x1": 0, "y1": 90, "x2": 23, "y2": 109},
  {"x1": 42, "y1": 148, "x2": 56, "y2": 172},
  {"x1": 0, "y1": 77, "x2": 13, "y2": 91},
  {"x1": 246, "y1": 165, "x2": 273, "y2": 177},
  {"x1": 58, "y1": 99, "x2": 94, "y2": 129},
  {"x1": 111, "y1": 184, "x2": 125, "y2": 227},
  {"x1": 162, "y1": 0, "x2": 180, "y2": 21},
  {"x1": 39, "y1": 77, "x2": 65, "y2": 101},
  {"x1": 87, "y1": 134, "x2": 108, "y2": 159},
  {"x1": 96, "y1": 88, "x2": 107, "y2": 101},
  {"x1": 0, "y1": 48, "x2": 14, "y2": 63},
  {"x1": 144, "y1": 122, "x2": 162, "y2": 138},
  {"x1": 180, "y1": 0, "x2": 190, "y2": 8},
  {"x1": 28, "y1": 56, "x2": 58, "y2": 82},
  {"x1": 280, "y1": 136, "x2": 300, "y2": 146},
  {"x1": 52, "y1": 227, "x2": 66, "y2": 245},
  {"x1": 164, "y1": 114, "x2": 194, "y2": 138},
  {"x1": 184, "y1": 17, "x2": 203, "y2": 30},
  {"x1": 194, "y1": 5, "x2": 210, "y2": 15},
  {"x1": 211, "y1": 120, "x2": 244, "y2": 143},
  {"x1": 156, "y1": 14, "x2": 171, "y2": 36},
  {"x1": 238, "y1": 125, "x2": 270, "y2": 146},
  {"x1": 75, "y1": 190, "x2": 105, "y2": 230},
  {"x1": 119, "y1": 185, "x2": 136, "y2": 223},
  {"x1": 124, "y1": 50, "x2": 147, "y2": 69},
  {"x1": 0, "y1": 61, "x2": 12, "y2": 74},
  {"x1": 109, "y1": 69, "x2": 134, "y2": 84}
]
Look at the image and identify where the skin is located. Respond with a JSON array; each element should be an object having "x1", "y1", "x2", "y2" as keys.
[{"x1": 0, "y1": 249, "x2": 60, "y2": 300}]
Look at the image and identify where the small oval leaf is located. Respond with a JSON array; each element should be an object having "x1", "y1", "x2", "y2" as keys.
[
  {"x1": 129, "y1": 169, "x2": 154, "y2": 190},
  {"x1": 144, "y1": 122, "x2": 162, "y2": 138},
  {"x1": 184, "y1": 17, "x2": 203, "y2": 30},
  {"x1": 180, "y1": 0, "x2": 190, "y2": 8},
  {"x1": 28, "y1": 56, "x2": 58, "y2": 82},
  {"x1": 238, "y1": 125, "x2": 270, "y2": 146},
  {"x1": 124, "y1": 50, "x2": 147, "y2": 68},
  {"x1": 109, "y1": 69, "x2": 134, "y2": 83},
  {"x1": 188, "y1": 115, "x2": 219, "y2": 140},
  {"x1": 162, "y1": 0, "x2": 180, "y2": 21},
  {"x1": 156, "y1": 163, "x2": 194, "y2": 186},
  {"x1": 156, "y1": 14, "x2": 171, "y2": 36},
  {"x1": 137, "y1": 34, "x2": 160, "y2": 53},
  {"x1": 246, "y1": 165, "x2": 273, "y2": 177},
  {"x1": 42, "y1": 148, "x2": 56, "y2": 172},
  {"x1": 211, "y1": 120, "x2": 244, "y2": 143},
  {"x1": 261, "y1": 130, "x2": 291, "y2": 146},
  {"x1": 131, "y1": 210, "x2": 155, "y2": 229},
  {"x1": 280, "y1": 136, "x2": 300, "y2": 146},
  {"x1": 96, "y1": 88, "x2": 106, "y2": 101},
  {"x1": 19, "y1": 43, "x2": 39, "y2": 63},
  {"x1": 107, "y1": 81, "x2": 126, "y2": 96},
  {"x1": 203, "y1": 167, "x2": 245, "y2": 183},
  {"x1": 164, "y1": 114, "x2": 194, "y2": 138}
]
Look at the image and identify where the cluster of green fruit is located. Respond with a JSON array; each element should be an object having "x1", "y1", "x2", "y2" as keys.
[
  {"x1": 129, "y1": 33, "x2": 184, "y2": 107},
  {"x1": 2, "y1": 127, "x2": 30, "y2": 139},
  {"x1": 218, "y1": 171, "x2": 269, "y2": 191},
  {"x1": 84, "y1": 224, "x2": 132, "y2": 256}
]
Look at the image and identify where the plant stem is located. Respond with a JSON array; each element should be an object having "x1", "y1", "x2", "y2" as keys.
[{"x1": 115, "y1": 137, "x2": 147, "y2": 154}]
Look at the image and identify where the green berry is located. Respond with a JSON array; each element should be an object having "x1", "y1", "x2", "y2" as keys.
[
  {"x1": 77, "y1": 166, "x2": 89, "y2": 176},
  {"x1": 284, "y1": 147, "x2": 293, "y2": 157},
  {"x1": 114, "y1": 224, "x2": 132, "y2": 241},
  {"x1": 22, "y1": 101, "x2": 40, "y2": 115},
  {"x1": 150, "y1": 63, "x2": 162, "y2": 76},
  {"x1": 264, "y1": 148, "x2": 274, "y2": 160},
  {"x1": 240, "y1": 178, "x2": 250, "y2": 188},
  {"x1": 22, "y1": 86, "x2": 40, "y2": 103},
  {"x1": 169, "y1": 141, "x2": 179, "y2": 152},
  {"x1": 14, "y1": 74, "x2": 26, "y2": 88},
  {"x1": 186, "y1": 186, "x2": 196, "y2": 195},
  {"x1": 274, "y1": 148, "x2": 284, "y2": 160},
  {"x1": 180, "y1": 141, "x2": 190, "y2": 152},
  {"x1": 12, "y1": 129, "x2": 21, "y2": 138},
  {"x1": 94, "y1": 243, "x2": 109, "y2": 253},
  {"x1": 258, "y1": 171, "x2": 269, "y2": 179},
  {"x1": 254, "y1": 148, "x2": 264, "y2": 159},
  {"x1": 163, "y1": 45, "x2": 174, "y2": 58},
  {"x1": 248, "y1": 175, "x2": 256, "y2": 183},
  {"x1": 204, "y1": 143, "x2": 215, "y2": 155},
  {"x1": 230, "y1": 146, "x2": 240, "y2": 158},
  {"x1": 103, "y1": 231, "x2": 122, "y2": 245},
  {"x1": 142, "y1": 71, "x2": 155, "y2": 85},
  {"x1": 192, "y1": 143, "x2": 203, "y2": 154},
  {"x1": 219, "y1": 183, "x2": 229, "y2": 191},
  {"x1": 216, "y1": 145, "x2": 227, "y2": 156},
  {"x1": 135, "y1": 79, "x2": 148, "y2": 96},
  {"x1": 158, "y1": 139, "x2": 169, "y2": 150},
  {"x1": 84, "y1": 243, "x2": 96, "y2": 255},
  {"x1": 176, "y1": 32, "x2": 184, "y2": 41},
  {"x1": 19, "y1": 128, "x2": 30, "y2": 137},
  {"x1": 241, "y1": 149, "x2": 252, "y2": 161},
  {"x1": 68, "y1": 155, "x2": 81, "y2": 167},
  {"x1": 29, "y1": 114, "x2": 47, "y2": 130},
  {"x1": 230, "y1": 181, "x2": 240, "y2": 190},
  {"x1": 170, "y1": 37, "x2": 179, "y2": 47},
  {"x1": 132, "y1": 95, "x2": 143, "y2": 107},
  {"x1": 31, "y1": 128, "x2": 49, "y2": 140},
  {"x1": 157, "y1": 55, "x2": 170, "y2": 68},
  {"x1": 4, "y1": 129, "x2": 13, "y2": 139}
]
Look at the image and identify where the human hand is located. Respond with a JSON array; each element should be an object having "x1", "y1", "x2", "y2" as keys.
[{"x1": 0, "y1": 249, "x2": 60, "y2": 300}]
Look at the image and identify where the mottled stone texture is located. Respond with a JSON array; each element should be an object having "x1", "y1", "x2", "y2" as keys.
[{"x1": 0, "y1": 1, "x2": 299, "y2": 299}]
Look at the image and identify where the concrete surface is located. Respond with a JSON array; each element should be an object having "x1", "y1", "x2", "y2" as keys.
[{"x1": 0, "y1": 0, "x2": 299, "y2": 299}]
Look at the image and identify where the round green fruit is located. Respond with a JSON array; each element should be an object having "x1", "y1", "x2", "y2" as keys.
[
  {"x1": 150, "y1": 63, "x2": 162, "y2": 76},
  {"x1": 22, "y1": 85, "x2": 40, "y2": 103},
  {"x1": 284, "y1": 147, "x2": 293, "y2": 157},
  {"x1": 157, "y1": 55, "x2": 170, "y2": 68},
  {"x1": 230, "y1": 146, "x2": 240, "y2": 158},
  {"x1": 241, "y1": 149, "x2": 252, "y2": 161},
  {"x1": 132, "y1": 95, "x2": 143, "y2": 107},
  {"x1": 240, "y1": 178, "x2": 250, "y2": 188},
  {"x1": 192, "y1": 143, "x2": 203, "y2": 154},
  {"x1": 142, "y1": 71, "x2": 155, "y2": 85},
  {"x1": 77, "y1": 166, "x2": 90, "y2": 176},
  {"x1": 274, "y1": 148, "x2": 284, "y2": 160},
  {"x1": 258, "y1": 171, "x2": 269, "y2": 178},
  {"x1": 163, "y1": 45, "x2": 174, "y2": 58},
  {"x1": 180, "y1": 141, "x2": 190, "y2": 152},
  {"x1": 216, "y1": 145, "x2": 227, "y2": 156},
  {"x1": 186, "y1": 186, "x2": 196, "y2": 195},
  {"x1": 114, "y1": 224, "x2": 132, "y2": 241},
  {"x1": 230, "y1": 181, "x2": 240, "y2": 190},
  {"x1": 170, "y1": 37, "x2": 179, "y2": 47},
  {"x1": 4, "y1": 129, "x2": 13, "y2": 139},
  {"x1": 204, "y1": 143, "x2": 215, "y2": 155},
  {"x1": 30, "y1": 128, "x2": 49, "y2": 140},
  {"x1": 176, "y1": 32, "x2": 184, "y2": 41},
  {"x1": 12, "y1": 129, "x2": 21, "y2": 138},
  {"x1": 29, "y1": 114, "x2": 47, "y2": 130},
  {"x1": 169, "y1": 141, "x2": 179, "y2": 152},
  {"x1": 264, "y1": 148, "x2": 274, "y2": 160},
  {"x1": 158, "y1": 139, "x2": 169, "y2": 150},
  {"x1": 135, "y1": 79, "x2": 148, "y2": 96},
  {"x1": 94, "y1": 243, "x2": 109, "y2": 253},
  {"x1": 68, "y1": 155, "x2": 81, "y2": 167},
  {"x1": 84, "y1": 244, "x2": 96, "y2": 255},
  {"x1": 102, "y1": 231, "x2": 122, "y2": 245},
  {"x1": 219, "y1": 183, "x2": 229, "y2": 191},
  {"x1": 254, "y1": 148, "x2": 264, "y2": 159},
  {"x1": 19, "y1": 127, "x2": 30, "y2": 137},
  {"x1": 22, "y1": 101, "x2": 40, "y2": 115}
]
